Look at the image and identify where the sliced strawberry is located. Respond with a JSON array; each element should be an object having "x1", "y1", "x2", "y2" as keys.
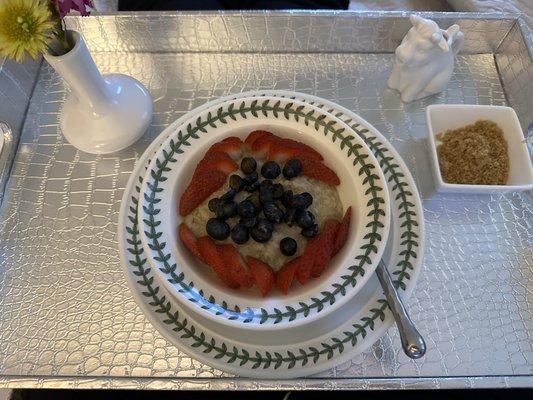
[
  {"x1": 208, "y1": 157, "x2": 237, "y2": 175},
  {"x1": 267, "y1": 145, "x2": 298, "y2": 164},
  {"x1": 179, "y1": 170, "x2": 227, "y2": 216},
  {"x1": 300, "y1": 158, "x2": 340, "y2": 186},
  {"x1": 251, "y1": 135, "x2": 280, "y2": 158},
  {"x1": 197, "y1": 236, "x2": 240, "y2": 289},
  {"x1": 218, "y1": 244, "x2": 254, "y2": 288},
  {"x1": 333, "y1": 207, "x2": 352, "y2": 256},
  {"x1": 178, "y1": 223, "x2": 203, "y2": 261},
  {"x1": 287, "y1": 139, "x2": 323, "y2": 161},
  {"x1": 194, "y1": 151, "x2": 238, "y2": 177},
  {"x1": 207, "y1": 136, "x2": 243, "y2": 160},
  {"x1": 203, "y1": 149, "x2": 232, "y2": 161},
  {"x1": 244, "y1": 130, "x2": 273, "y2": 149},
  {"x1": 310, "y1": 219, "x2": 340, "y2": 278},
  {"x1": 268, "y1": 138, "x2": 323, "y2": 163},
  {"x1": 296, "y1": 238, "x2": 318, "y2": 285},
  {"x1": 222, "y1": 136, "x2": 241, "y2": 143},
  {"x1": 276, "y1": 257, "x2": 301, "y2": 295},
  {"x1": 246, "y1": 256, "x2": 275, "y2": 297}
]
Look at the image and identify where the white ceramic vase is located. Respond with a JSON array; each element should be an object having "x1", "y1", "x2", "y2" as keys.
[{"x1": 44, "y1": 30, "x2": 152, "y2": 154}]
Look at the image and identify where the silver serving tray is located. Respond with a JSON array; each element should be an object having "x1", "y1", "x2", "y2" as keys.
[{"x1": 0, "y1": 11, "x2": 531, "y2": 390}]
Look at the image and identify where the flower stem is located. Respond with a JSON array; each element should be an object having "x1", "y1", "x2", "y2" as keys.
[{"x1": 46, "y1": 3, "x2": 73, "y2": 56}]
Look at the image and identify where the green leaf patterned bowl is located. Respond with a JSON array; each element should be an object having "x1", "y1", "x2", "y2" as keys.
[{"x1": 138, "y1": 96, "x2": 390, "y2": 330}]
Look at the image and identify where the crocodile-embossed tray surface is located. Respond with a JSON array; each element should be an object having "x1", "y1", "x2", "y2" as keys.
[{"x1": 0, "y1": 13, "x2": 531, "y2": 389}]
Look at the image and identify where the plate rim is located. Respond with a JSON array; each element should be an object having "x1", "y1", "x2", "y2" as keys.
[{"x1": 118, "y1": 90, "x2": 425, "y2": 378}]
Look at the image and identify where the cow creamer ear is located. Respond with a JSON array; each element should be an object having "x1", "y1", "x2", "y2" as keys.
[
  {"x1": 446, "y1": 24, "x2": 460, "y2": 38},
  {"x1": 410, "y1": 14, "x2": 422, "y2": 27},
  {"x1": 438, "y1": 38, "x2": 450, "y2": 51},
  {"x1": 431, "y1": 32, "x2": 449, "y2": 51}
]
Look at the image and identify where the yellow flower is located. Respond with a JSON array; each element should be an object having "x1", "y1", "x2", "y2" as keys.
[{"x1": 0, "y1": 0, "x2": 56, "y2": 62}]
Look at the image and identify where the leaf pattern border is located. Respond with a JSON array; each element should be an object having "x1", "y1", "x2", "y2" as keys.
[{"x1": 141, "y1": 99, "x2": 389, "y2": 324}]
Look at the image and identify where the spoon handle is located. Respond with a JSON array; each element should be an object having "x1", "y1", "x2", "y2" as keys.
[{"x1": 375, "y1": 259, "x2": 426, "y2": 359}]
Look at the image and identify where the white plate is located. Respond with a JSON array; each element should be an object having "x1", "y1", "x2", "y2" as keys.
[
  {"x1": 138, "y1": 96, "x2": 390, "y2": 329},
  {"x1": 118, "y1": 90, "x2": 425, "y2": 378}
]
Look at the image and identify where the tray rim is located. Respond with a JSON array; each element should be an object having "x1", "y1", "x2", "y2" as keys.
[
  {"x1": 0, "y1": 374, "x2": 532, "y2": 390},
  {"x1": 64, "y1": 11, "x2": 530, "y2": 56},
  {"x1": 0, "y1": 10, "x2": 531, "y2": 391},
  {"x1": 81, "y1": 10, "x2": 523, "y2": 20}
]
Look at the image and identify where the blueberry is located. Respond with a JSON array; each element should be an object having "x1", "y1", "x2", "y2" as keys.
[
  {"x1": 225, "y1": 202, "x2": 239, "y2": 217},
  {"x1": 246, "y1": 192, "x2": 262, "y2": 210},
  {"x1": 301, "y1": 224, "x2": 319, "y2": 238},
  {"x1": 220, "y1": 189, "x2": 237, "y2": 201},
  {"x1": 229, "y1": 174, "x2": 245, "y2": 191},
  {"x1": 284, "y1": 207, "x2": 299, "y2": 226},
  {"x1": 263, "y1": 202, "x2": 284, "y2": 223},
  {"x1": 281, "y1": 190, "x2": 294, "y2": 208},
  {"x1": 240, "y1": 216, "x2": 258, "y2": 228},
  {"x1": 241, "y1": 157, "x2": 257, "y2": 174},
  {"x1": 282, "y1": 158, "x2": 302, "y2": 179},
  {"x1": 244, "y1": 171, "x2": 258, "y2": 184},
  {"x1": 280, "y1": 237, "x2": 297, "y2": 256},
  {"x1": 260, "y1": 179, "x2": 273, "y2": 188},
  {"x1": 259, "y1": 186, "x2": 274, "y2": 204},
  {"x1": 216, "y1": 201, "x2": 238, "y2": 219},
  {"x1": 261, "y1": 161, "x2": 281, "y2": 179},
  {"x1": 244, "y1": 181, "x2": 260, "y2": 193},
  {"x1": 206, "y1": 218, "x2": 230, "y2": 240},
  {"x1": 208, "y1": 198, "x2": 222, "y2": 212},
  {"x1": 238, "y1": 200, "x2": 257, "y2": 218},
  {"x1": 300, "y1": 192, "x2": 313, "y2": 208},
  {"x1": 291, "y1": 194, "x2": 309, "y2": 209},
  {"x1": 297, "y1": 210, "x2": 315, "y2": 228},
  {"x1": 214, "y1": 202, "x2": 225, "y2": 218},
  {"x1": 251, "y1": 219, "x2": 274, "y2": 243},
  {"x1": 272, "y1": 183, "x2": 284, "y2": 199},
  {"x1": 274, "y1": 199, "x2": 289, "y2": 212},
  {"x1": 231, "y1": 224, "x2": 249, "y2": 244}
]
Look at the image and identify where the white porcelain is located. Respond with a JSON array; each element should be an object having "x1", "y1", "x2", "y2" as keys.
[
  {"x1": 44, "y1": 31, "x2": 152, "y2": 154},
  {"x1": 118, "y1": 91, "x2": 425, "y2": 377},
  {"x1": 388, "y1": 15, "x2": 464, "y2": 103},
  {"x1": 426, "y1": 104, "x2": 533, "y2": 193},
  {"x1": 0, "y1": 125, "x2": 4, "y2": 156},
  {"x1": 138, "y1": 96, "x2": 391, "y2": 330}
]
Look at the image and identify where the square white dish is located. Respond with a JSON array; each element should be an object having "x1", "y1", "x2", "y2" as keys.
[{"x1": 426, "y1": 104, "x2": 533, "y2": 194}]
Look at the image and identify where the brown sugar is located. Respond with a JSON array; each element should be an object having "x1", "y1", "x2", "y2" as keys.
[{"x1": 436, "y1": 119, "x2": 509, "y2": 185}]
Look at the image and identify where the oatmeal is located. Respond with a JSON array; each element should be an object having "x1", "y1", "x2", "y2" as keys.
[{"x1": 184, "y1": 175, "x2": 343, "y2": 270}]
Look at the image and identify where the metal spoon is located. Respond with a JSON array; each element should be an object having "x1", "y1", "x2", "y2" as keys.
[{"x1": 375, "y1": 259, "x2": 426, "y2": 359}]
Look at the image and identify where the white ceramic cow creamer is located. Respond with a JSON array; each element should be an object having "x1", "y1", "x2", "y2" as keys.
[{"x1": 388, "y1": 15, "x2": 464, "y2": 103}]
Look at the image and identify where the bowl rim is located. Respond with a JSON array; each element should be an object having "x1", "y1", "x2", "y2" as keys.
[
  {"x1": 426, "y1": 104, "x2": 533, "y2": 191},
  {"x1": 138, "y1": 95, "x2": 391, "y2": 330}
]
